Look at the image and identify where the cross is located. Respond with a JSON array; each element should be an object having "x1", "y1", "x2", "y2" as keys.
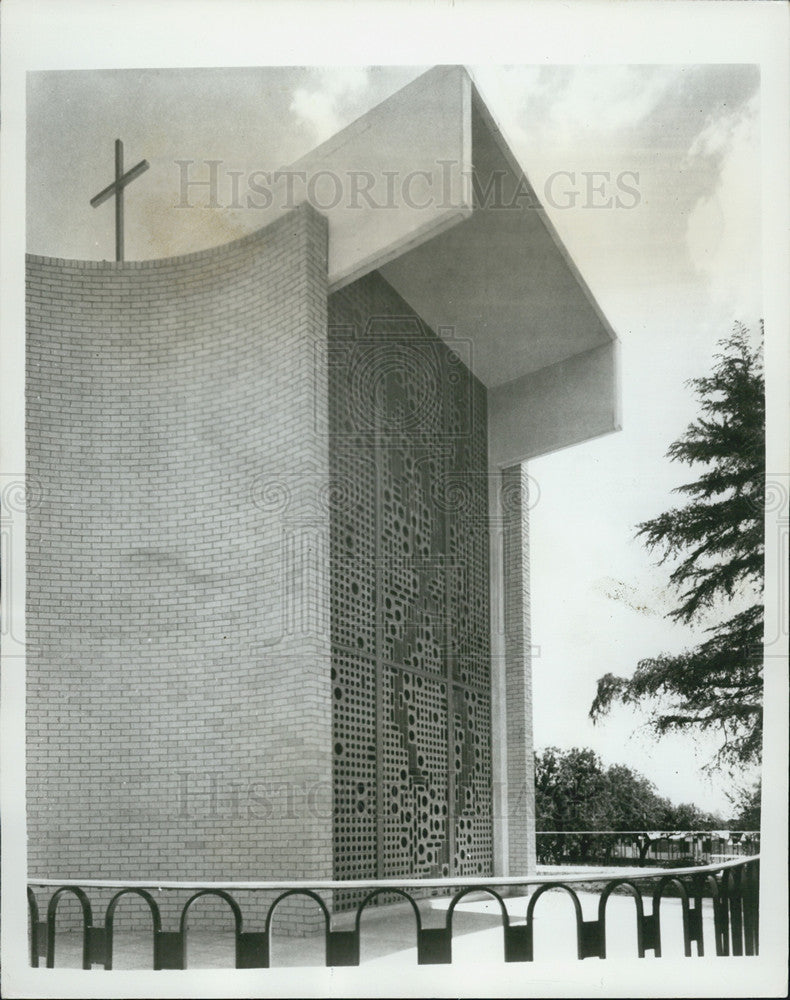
[{"x1": 90, "y1": 139, "x2": 150, "y2": 262}]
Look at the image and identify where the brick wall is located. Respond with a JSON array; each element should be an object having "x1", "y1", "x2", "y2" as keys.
[
  {"x1": 26, "y1": 203, "x2": 331, "y2": 932},
  {"x1": 501, "y1": 464, "x2": 537, "y2": 873}
]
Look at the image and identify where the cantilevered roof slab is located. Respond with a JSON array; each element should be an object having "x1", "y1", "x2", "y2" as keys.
[
  {"x1": 279, "y1": 65, "x2": 620, "y2": 465},
  {"x1": 285, "y1": 65, "x2": 474, "y2": 290},
  {"x1": 381, "y1": 91, "x2": 615, "y2": 386}
]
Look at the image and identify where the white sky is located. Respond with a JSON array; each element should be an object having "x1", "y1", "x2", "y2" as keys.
[{"x1": 25, "y1": 63, "x2": 764, "y2": 815}]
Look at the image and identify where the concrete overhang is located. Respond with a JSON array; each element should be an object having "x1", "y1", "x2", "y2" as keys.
[{"x1": 278, "y1": 65, "x2": 621, "y2": 466}]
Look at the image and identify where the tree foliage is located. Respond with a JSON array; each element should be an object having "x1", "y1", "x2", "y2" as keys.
[
  {"x1": 535, "y1": 747, "x2": 724, "y2": 863},
  {"x1": 590, "y1": 324, "x2": 764, "y2": 770},
  {"x1": 535, "y1": 747, "x2": 611, "y2": 834},
  {"x1": 726, "y1": 778, "x2": 762, "y2": 829}
]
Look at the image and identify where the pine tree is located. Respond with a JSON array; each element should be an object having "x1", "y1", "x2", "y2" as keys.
[{"x1": 590, "y1": 323, "x2": 765, "y2": 769}]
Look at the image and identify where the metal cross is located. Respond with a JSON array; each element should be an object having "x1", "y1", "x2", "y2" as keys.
[{"x1": 90, "y1": 140, "x2": 150, "y2": 262}]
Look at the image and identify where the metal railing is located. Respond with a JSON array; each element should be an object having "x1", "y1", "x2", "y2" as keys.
[{"x1": 27, "y1": 856, "x2": 759, "y2": 970}]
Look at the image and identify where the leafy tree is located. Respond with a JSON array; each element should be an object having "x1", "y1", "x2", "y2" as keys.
[
  {"x1": 661, "y1": 800, "x2": 722, "y2": 831},
  {"x1": 535, "y1": 747, "x2": 609, "y2": 861},
  {"x1": 535, "y1": 747, "x2": 726, "y2": 865},
  {"x1": 590, "y1": 324, "x2": 764, "y2": 770},
  {"x1": 604, "y1": 764, "x2": 666, "y2": 831},
  {"x1": 726, "y1": 778, "x2": 762, "y2": 829},
  {"x1": 602, "y1": 763, "x2": 673, "y2": 862},
  {"x1": 535, "y1": 747, "x2": 667, "y2": 835}
]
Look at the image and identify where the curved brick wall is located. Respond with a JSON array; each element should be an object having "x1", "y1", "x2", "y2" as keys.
[{"x1": 26, "y1": 205, "x2": 332, "y2": 913}]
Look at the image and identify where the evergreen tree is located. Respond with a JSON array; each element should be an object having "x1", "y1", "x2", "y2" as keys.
[{"x1": 590, "y1": 324, "x2": 765, "y2": 769}]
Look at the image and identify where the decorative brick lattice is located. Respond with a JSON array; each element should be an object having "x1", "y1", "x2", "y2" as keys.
[{"x1": 328, "y1": 272, "x2": 492, "y2": 899}]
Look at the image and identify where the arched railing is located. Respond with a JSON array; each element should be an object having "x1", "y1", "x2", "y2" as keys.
[{"x1": 27, "y1": 856, "x2": 759, "y2": 970}]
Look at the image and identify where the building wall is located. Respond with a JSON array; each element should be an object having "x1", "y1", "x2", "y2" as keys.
[
  {"x1": 25, "y1": 203, "x2": 535, "y2": 939},
  {"x1": 327, "y1": 271, "x2": 493, "y2": 896},
  {"x1": 500, "y1": 464, "x2": 537, "y2": 874},
  {"x1": 26, "y1": 204, "x2": 331, "y2": 930}
]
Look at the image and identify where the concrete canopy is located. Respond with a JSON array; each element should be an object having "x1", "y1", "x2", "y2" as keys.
[{"x1": 279, "y1": 64, "x2": 621, "y2": 465}]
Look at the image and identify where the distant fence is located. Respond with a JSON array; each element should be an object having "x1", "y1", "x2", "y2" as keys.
[
  {"x1": 28, "y1": 856, "x2": 758, "y2": 969},
  {"x1": 536, "y1": 831, "x2": 760, "y2": 867}
]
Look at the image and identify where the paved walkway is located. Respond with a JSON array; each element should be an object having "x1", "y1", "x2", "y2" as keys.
[{"x1": 39, "y1": 889, "x2": 715, "y2": 970}]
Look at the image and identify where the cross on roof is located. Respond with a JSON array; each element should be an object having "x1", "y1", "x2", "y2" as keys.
[{"x1": 90, "y1": 139, "x2": 149, "y2": 262}]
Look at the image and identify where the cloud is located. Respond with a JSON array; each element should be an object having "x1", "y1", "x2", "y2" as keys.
[
  {"x1": 684, "y1": 94, "x2": 762, "y2": 325},
  {"x1": 290, "y1": 67, "x2": 370, "y2": 144},
  {"x1": 474, "y1": 65, "x2": 679, "y2": 156},
  {"x1": 546, "y1": 66, "x2": 679, "y2": 136},
  {"x1": 469, "y1": 65, "x2": 545, "y2": 148}
]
